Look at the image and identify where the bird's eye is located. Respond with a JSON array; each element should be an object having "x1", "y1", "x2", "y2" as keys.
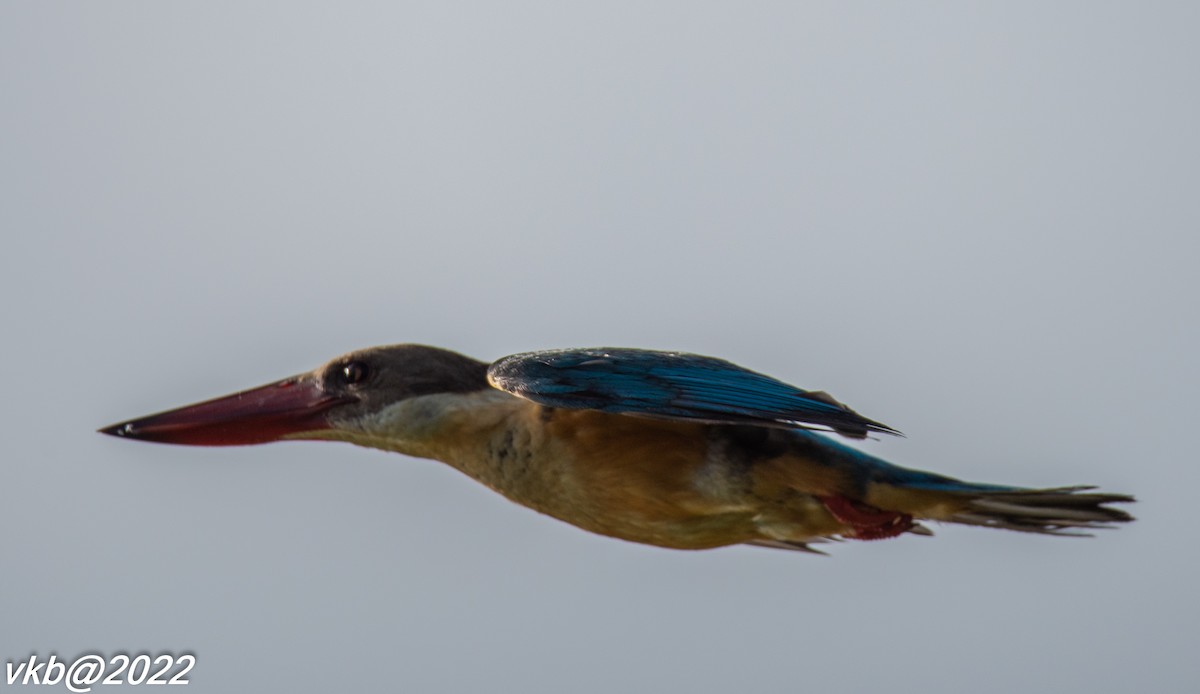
[{"x1": 341, "y1": 361, "x2": 370, "y2": 385}]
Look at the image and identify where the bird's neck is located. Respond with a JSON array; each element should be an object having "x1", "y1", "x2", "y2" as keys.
[{"x1": 322, "y1": 390, "x2": 538, "y2": 487}]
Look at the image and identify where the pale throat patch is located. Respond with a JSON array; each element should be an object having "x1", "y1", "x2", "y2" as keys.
[{"x1": 312, "y1": 390, "x2": 523, "y2": 457}]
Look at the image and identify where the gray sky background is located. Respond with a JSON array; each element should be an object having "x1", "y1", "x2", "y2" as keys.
[{"x1": 3, "y1": 3, "x2": 1197, "y2": 692}]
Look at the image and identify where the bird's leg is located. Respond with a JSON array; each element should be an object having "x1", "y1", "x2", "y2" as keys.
[{"x1": 818, "y1": 495, "x2": 914, "y2": 541}]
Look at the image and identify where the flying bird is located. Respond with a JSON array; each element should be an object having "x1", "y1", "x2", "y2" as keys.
[{"x1": 100, "y1": 345, "x2": 1133, "y2": 553}]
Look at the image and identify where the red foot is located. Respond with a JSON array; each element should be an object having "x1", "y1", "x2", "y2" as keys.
[{"x1": 818, "y1": 495, "x2": 914, "y2": 541}]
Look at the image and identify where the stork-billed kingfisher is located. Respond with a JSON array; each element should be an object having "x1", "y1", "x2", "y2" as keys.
[{"x1": 100, "y1": 345, "x2": 1133, "y2": 553}]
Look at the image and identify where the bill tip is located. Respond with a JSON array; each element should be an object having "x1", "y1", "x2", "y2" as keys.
[{"x1": 98, "y1": 422, "x2": 137, "y2": 438}]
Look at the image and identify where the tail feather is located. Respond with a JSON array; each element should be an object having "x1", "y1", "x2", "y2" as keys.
[
  {"x1": 947, "y1": 486, "x2": 1134, "y2": 536},
  {"x1": 792, "y1": 430, "x2": 1135, "y2": 539}
]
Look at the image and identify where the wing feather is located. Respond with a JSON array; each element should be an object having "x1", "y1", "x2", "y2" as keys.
[{"x1": 487, "y1": 348, "x2": 900, "y2": 439}]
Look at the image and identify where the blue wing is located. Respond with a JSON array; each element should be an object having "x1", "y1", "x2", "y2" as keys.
[{"x1": 487, "y1": 348, "x2": 901, "y2": 439}]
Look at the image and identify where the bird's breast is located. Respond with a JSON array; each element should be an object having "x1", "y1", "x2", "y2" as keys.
[
  {"x1": 367, "y1": 393, "x2": 846, "y2": 548},
  {"x1": 464, "y1": 407, "x2": 768, "y2": 548}
]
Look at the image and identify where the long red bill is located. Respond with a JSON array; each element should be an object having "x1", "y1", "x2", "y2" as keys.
[{"x1": 98, "y1": 377, "x2": 357, "y2": 446}]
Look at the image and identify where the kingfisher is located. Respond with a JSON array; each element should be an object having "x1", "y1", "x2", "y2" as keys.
[{"x1": 100, "y1": 345, "x2": 1133, "y2": 553}]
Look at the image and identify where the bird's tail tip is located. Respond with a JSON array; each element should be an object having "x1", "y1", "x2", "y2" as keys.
[{"x1": 947, "y1": 486, "x2": 1135, "y2": 536}]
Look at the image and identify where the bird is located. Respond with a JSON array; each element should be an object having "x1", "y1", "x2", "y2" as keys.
[{"x1": 99, "y1": 344, "x2": 1133, "y2": 553}]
